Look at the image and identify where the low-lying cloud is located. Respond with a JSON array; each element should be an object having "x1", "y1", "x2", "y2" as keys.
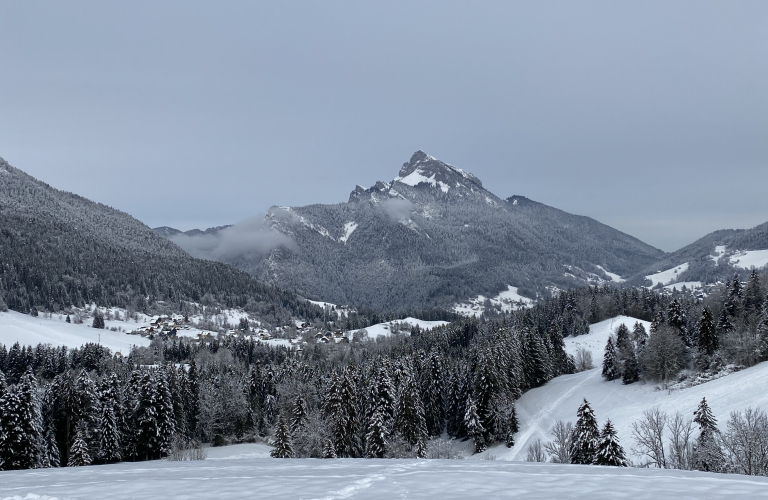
[
  {"x1": 379, "y1": 198, "x2": 414, "y2": 222},
  {"x1": 170, "y1": 216, "x2": 295, "y2": 261}
]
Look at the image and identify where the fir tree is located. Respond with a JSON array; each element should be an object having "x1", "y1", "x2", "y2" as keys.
[
  {"x1": 365, "y1": 407, "x2": 388, "y2": 458},
  {"x1": 667, "y1": 299, "x2": 687, "y2": 343},
  {"x1": 68, "y1": 422, "x2": 92, "y2": 467},
  {"x1": 593, "y1": 420, "x2": 628, "y2": 466},
  {"x1": 632, "y1": 322, "x2": 648, "y2": 351},
  {"x1": 14, "y1": 369, "x2": 43, "y2": 469},
  {"x1": 98, "y1": 396, "x2": 121, "y2": 463},
  {"x1": 697, "y1": 307, "x2": 718, "y2": 356},
  {"x1": 270, "y1": 414, "x2": 293, "y2": 458},
  {"x1": 622, "y1": 349, "x2": 639, "y2": 385},
  {"x1": 570, "y1": 399, "x2": 599, "y2": 464},
  {"x1": 322, "y1": 439, "x2": 337, "y2": 458},
  {"x1": 692, "y1": 397, "x2": 724, "y2": 472},
  {"x1": 758, "y1": 297, "x2": 768, "y2": 360},
  {"x1": 725, "y1": 274, "x2": 743, "y2": 316},
  {"x1": 91, "y1": 310, "x2": 105, "y2": 329},
  {"x1": 743, "y1": 270, "x2": 764, "y2": 314},
  {"x1": 615, "y1": 324, "x2": 631, "y2": 358},
  {"x1": 601, "y1": 337, "x2": 620, "y2": 381},
  {"x1": 716, "y1": 308, "x2": 734, "y2": 337},
  {"x1": 291, "y1": 396, "x2": 308, "y2": 433},
  {"x1": 395, "y1": 363, "x2": 427, "y2": 454},
  {"x1": 464, "y1": 396, "x2": 485, "y2": 454}
]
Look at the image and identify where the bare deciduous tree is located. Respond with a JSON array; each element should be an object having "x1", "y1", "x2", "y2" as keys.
[
  {"x1": 632, "y1": 408, "x2": 668, "y2": 468},
  {"x1": 544, "y1": 420, "x2": 573, "y2": 464},
  {"x1": 722, "y1": 408, "x2": 768, "y2": 476}
]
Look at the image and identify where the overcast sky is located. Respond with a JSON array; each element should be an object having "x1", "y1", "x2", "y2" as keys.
[{"x1": 1, "y1": 1, "x2": 766, "y2": 252}]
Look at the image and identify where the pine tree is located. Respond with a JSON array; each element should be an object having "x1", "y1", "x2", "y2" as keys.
[
  {"x1": 632, "y1": 322, "x2": 648, "y2": 350},
  {"x1": 697, "y1": 307, "x2": 718, "y2": 356},
  {"x1": 725, "y1": 274, "x2": 743, "y2": 316},
  {"x1": 322, "y1": 439, "x2": 337, "y2": 459},
  {"x1": 14, "y1": 369, "x2": 43, "y2": 469},
  {"x1": 570, "y1": 399, "x2": 599, "y2": 464},
  {"x1": 42, "y1": 427, "x2": 60, "y2": 468},
  {"x1": 744, "y1": 270, "x2": 764, "y2": 314},
  {"x1": 420, "y1": 351, "x2": 445, "y2": 436},
  {"x1": 667, "y1": 299, "x2": 687, "y2": 343},
  {"x1": 291, "y1": 396, "x2": 308, "y2": 433},
  {"x1": 758, "y1": 297, "x2": 768, "y2": 360},
  {"x1": 365, "y1": 407, "x2": 388, "y2": 458},
  {"x1": 615, "y1": 324, "x2": 631, "y2": 358},
  {"x1": 270, "y1": 414, "x2": 293, "y2": 458},
  {"x1": 395, "y1": 363, "x2": 427, "y2": 454},
  {"x1": 716, "y1": 308, "x2": 734, "y2": 337},
  {"x1": 98, "y1": 397, "x2": 121, "y2": 463},
  {"x1": 464, "y1": 396, "x2": 485, "y2": 454},
  {"x1": 68, "y1": 422, "x2": 92, "y2": 467},
  {"x1": 593, "y1": 420, "x2": 628, "y2": 466},
  {"x1": 622, "y1": 349, "x2": 639, "y2": 385},
  {"x1": 602, "y1": 337, "x2": 620, "y2": 381},
  {"x1": 92, "y1": 310, "x2": 105, "y2": 329},
  {"x1": 692, "y1": 397, "x2": 724, "y2": 472}
]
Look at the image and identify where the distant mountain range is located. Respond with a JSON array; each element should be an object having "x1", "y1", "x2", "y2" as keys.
[
  {"x1": 0, "y1": 156, "x2": 320, "y2": 324},
  {"x1": 156, "y1": 151, "x2": 683, "y2": 310}
]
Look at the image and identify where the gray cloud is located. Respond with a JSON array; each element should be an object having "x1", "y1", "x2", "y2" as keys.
[
  {"x1": 379, "y1": 198, "x2": 414, "y2": 222},
  {"x1": 170, "y1": 216, "x2": 294, "y2": 261}
]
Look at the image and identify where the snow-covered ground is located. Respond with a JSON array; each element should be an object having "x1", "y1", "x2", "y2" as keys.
[
  {"x1": 596, "y1": 265, "x2": 625, "y2": 283},
  {"x1": 2, "y1": 456, "x2": 766, "y2": 499},
  {"x1": 645, "y1": 263, "x2": 689, "y2": 287},
  {"x1": 729, "y1": 249, "x2": 768, "y2": 270},
  {"x1": 0, "y1": 310, "x2": 149, "y2": 355},
  {"x1": 487, "y1": 316, "x2": 768, "y2": 465},
  {"x1": 348, "y1": 317, "x2": 449, "y2": 340},
  {"x1": 711, "y1": 245, "x2": 727, "y2": 264},
  {"x1": 453, "y1": 286, "x2": 533, "y2": 316}
]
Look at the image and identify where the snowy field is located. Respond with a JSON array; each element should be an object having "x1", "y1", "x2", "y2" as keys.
[
  {"x1": 645, "y1": 263, "x2": 689, "y2": 287},
  {"x1": 453, "y1": 285, "x2": 533, "y2": 316},
  {"x1": 2, "y1": 455, "x2": 768, "y2": 500},
  {"x1": 0, "y1": 310, "x2": 149, "y2": 355},
  {"x1": 488, "y1": 316, "x2": 768, "y2": 464},
  {"x1": 730, "y1": 249, "x2": 768, "y2": 270},
  {"x1": 348, "y1": 317, "x2": 449, "y2": 340}
]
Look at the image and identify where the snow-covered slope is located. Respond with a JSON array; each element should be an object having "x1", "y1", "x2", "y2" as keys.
[
  {"x1": 490, "y1": 316, "x2": 768, "y2": 464},
  {"x1": 348, "y1": 317, "x2": 449, "y2": 340},
  {"x1": 729, "y1": 249, "x2": 768, "y2": 270},
  {"x1": 0, "y1": 310, "x2": 149, "y2": 355},
  {"x1": 645, "y1": 263, "x2": 689, "y2": 287},
  {"x1": 453, "y1": 285, "x2": 534, "y2": 316},
  {"x1": 1, "y1": 455, "x2": 766, "y2": 500}
]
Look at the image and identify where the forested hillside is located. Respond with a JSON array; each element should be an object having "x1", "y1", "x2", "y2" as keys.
[
  {"x1": 631, "y1": 221, "x2": 768, "y2": 287},
  {"x1": 0, "y1": 157, "x2": 321, "y2": 325},
  {"x1": 160, "y1": 151, "x2": 665, "y2": 310}
]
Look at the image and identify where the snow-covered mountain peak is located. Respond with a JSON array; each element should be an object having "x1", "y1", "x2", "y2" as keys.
[{"x1": 394, "y1": 150, "x2": 483, "y2": 192}]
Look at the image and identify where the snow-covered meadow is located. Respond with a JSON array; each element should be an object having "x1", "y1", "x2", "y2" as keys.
[{"x1": 3, "y1": 454, "x2": 768, "y2": 500}]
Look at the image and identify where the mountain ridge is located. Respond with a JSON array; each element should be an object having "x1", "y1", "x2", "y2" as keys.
[{"x1": 156, "y1": 151, "x2": 666, "y2": 310}]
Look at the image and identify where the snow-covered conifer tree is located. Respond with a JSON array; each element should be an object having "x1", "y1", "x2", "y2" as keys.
[
  {"x1": 593, "y1": 420, "x2": 628, "y2": 466},
  {"x1": 365, "y1": 407, "x2": 388, "y2": 458},
  {"x1": 692, "y1": 397, "x2": 724, "y2": 472},
  {"x1": 68, "y1": 423, "x2": 92, "y2": 467},
  {"x1": 464, "y1": 397, "x2": 485, "y2": 454},
  {"x1": 270, "y1": 414, "x2": 293, "y2": 458},
  {"x1": 601, "y1": 337, "x2": 620, "y2": 381},
  {"x1": 698, "y1": 307, "x2": 718, "y2": 356},
  {"x1": 570, "y1": 399, "x2": 599, "y2": 464},
  {"x1": 291, "y1": 396, "x2": 308, "y2": 433}
]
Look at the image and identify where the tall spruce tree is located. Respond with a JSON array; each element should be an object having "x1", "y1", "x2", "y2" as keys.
[
  {"x1": 570, "y1": 399, "x2": 599, "y2": 464},
  {"x1": 698, "y1": 307, "x2": 718, "y2": 356},
  {"x1": 68, "y1": 422, "x2": 92, "y2": 467},
  {"x1": 602, "y1": 337, "x2": 620, "y2": 381},
  {"x1": 743, "y1": 270, "x2": 764, "y2": 315},
  {"x1": 464, "y1": 396, "x2": 485, "y2": 454},
  {"x1": 270, "y1": 414, "x2": 293, "y2": 459},
  {"x1": 365, "y1": 407, "x2": 388, "y2": 458},
  {"x1": 593, "y1": 420, "x2": 628, "y2": 466},
  {"x1": 692, "y1": 397, "x2": 724, "y2": 472}
]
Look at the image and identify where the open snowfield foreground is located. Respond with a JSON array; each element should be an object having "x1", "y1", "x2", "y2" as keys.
[
  {"x1": 3, "y1": 457, "x2": 768, "y2": 500},
  {"x1": 489, "y1": 316, "x2": 768, "y2": 463},
  {"x1": 0, "y1": 310, "x2": 150, "y2": 355}
]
